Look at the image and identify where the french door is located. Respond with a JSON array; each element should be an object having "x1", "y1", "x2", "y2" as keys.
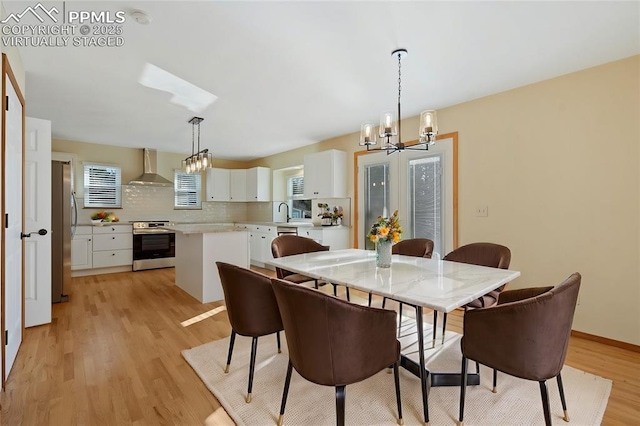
[{"x1": 357, "y1": 135, "x2": 456, "y2": 257}]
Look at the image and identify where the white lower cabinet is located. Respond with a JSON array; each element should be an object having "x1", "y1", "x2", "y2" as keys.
[
  {"x1": 246, "y1": 224, "x2": 277, "y2": 267},
  {"x1": 299, "y1": 226, "x2": 350, "y2": 250},
  {"x1": 71, "y1": 226, "x2": 93, "y2": 270},
  {"x1": 72, "y1": 224, "x2": 133, "y2": 274},
  {"x1": 93, "y1": 249, "x2": 134, "y2": 268},
  {"x1": 92, "y1": 225, "x2": 133, "y2": 268}
]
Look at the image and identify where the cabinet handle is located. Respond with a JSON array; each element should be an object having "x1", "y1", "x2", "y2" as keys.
[
  {"x1": 261, "y1": 236, "x2": 265, "y2": 239},
  {"x1": 112, "y1": 227, "x2": 115, "y2": 231},
  {"x1": 112, "y1": 237, "x2": 115, "y2": 239},
  {"x1": 112, "y1": 253, "x2": 115, "y2": 256},
  {"x1": 88, "y1": 239, "x2": 91, "y2": 241}
]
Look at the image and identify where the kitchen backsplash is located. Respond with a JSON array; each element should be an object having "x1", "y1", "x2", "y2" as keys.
[{"x1": 78, "y1": 185, "x2": 268, "y2": 223}]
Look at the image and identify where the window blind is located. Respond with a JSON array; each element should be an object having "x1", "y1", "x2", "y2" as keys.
[
  {"x1": 409, "y1": 156, "x2": 442, "y2": 255},
  {"x1": 174, "y1": 171, "x2": 202, "y2": 209},
  {"x1": 83, "y1": 163, "x2": 122, "y2": 208},
  {"x1": 289, "y1": 176, "x2": 304, "y2": 198}
]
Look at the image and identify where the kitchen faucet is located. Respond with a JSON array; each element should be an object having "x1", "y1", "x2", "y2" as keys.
[{"x1": 277, "y1": 202, "x2": 290, "y2": 223}]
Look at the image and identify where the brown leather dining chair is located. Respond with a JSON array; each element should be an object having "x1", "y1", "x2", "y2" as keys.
[
  {"x1": 443, "y1": 242, "x2": 511, "y2": 387},
  {"x1": 271, "y1": 234, "x2": 350, "y2": 300},
  {"x1": 216, "y1": 262, "x2": 284, "y2": 403},
  {"x1": 270, "y1": 277, "x2": 403, "y2": 426},
  {"x1": 459, "y1": 273, "x2": 581, "y2": 426}
]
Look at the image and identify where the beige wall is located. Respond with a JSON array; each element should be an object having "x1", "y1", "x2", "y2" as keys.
[
  {"x1": 249, "y1": 55, "x2": 640, "y2": 345},
  {"x1": 0, "y1": 2, "x2": 26, "y2": 94},
  {"x1": 52, "y1": 138, "x2": 247, "y2": 198}
]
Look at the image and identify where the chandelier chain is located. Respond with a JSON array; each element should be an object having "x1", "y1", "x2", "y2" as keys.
[
  {"x1": 191, "y1": 119, "x2": 195, "y2": 156},
  {"x1": 397, "y1": 52, "x2": 402, "y2": 106}
]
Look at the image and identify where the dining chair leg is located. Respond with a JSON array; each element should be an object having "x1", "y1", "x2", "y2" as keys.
[
  {"x1": 475, "y1": 361, "x2": 480, "y2": 375},
  {"x1": 335, "y1": 385, "x2": 346, "y2": 426},
  {"x1": 224, "y1": 330, "x2": 236, "y2": 373},
  {"x1": 393, "y1": 362, "x2": 404, "y2": 425},
  {"x1": 246, "y1": 337, "x2": 258, "y2": 403},
  {"x1": 432, "y1": 310, "x2": 438, "y2": 348},
  {"x1": 276, "y1": 331, "x2": 282, "y2": 354},
  {"x1": 557, "y1": 373, "x2": 570, "y2": 422},
  {"x1": 539, "y1": 380, "x2": 552, "y2": 426},
  {"x1": 459, "y1": 355, "x2": 469, "y2": 426},
  {"x1": 415, "y1": 306, "x2": 430, "y2": 425},
  {"x1": 368, "y1": 293, "x2": 373, "y2": 307},
  {"x1": 492, "y1": 369, "x2": 498, "y2": 393},
  {"x1": 346, "y1": 287, "x2": 350, "y2": 302},
  {"x1": 441, "y1": 312, "x2": 448, "y2": 344},
  {"x1": 398, "y1": 303, "x2": 403, "y2": 336},
  {"x1": 314, "y1": 279, "x2": 319, "y2": 289},
  {"x1": 277, "y1": 361, "x2": 293, "y2": 426}
]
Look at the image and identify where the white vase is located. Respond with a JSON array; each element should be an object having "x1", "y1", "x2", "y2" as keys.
[{"x1": 376, "y1": 239, "x2": 393, "y2": 268}]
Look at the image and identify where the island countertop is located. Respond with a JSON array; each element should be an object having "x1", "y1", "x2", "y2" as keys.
[{"x1": 162, "y1": 224, "x2": 248, "y2": 234}]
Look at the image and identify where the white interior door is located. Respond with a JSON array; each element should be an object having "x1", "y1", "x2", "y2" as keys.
[
  {"x1": 4, "y1": 72, "x2": 23, "y2": 379},
  {"x1": 24, "y1": 117, "x2": 51, "y2": 327}
]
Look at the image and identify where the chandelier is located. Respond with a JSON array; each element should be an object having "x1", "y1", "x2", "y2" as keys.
[
  {"x1": 359, "y1": 49, "x2": 438, "y2": 154},
  {"x1": 182, "y1": 116, "x2": 213, "y2": 173}
]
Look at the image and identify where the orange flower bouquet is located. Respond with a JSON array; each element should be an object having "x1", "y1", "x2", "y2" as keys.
[{"x1": 367, "y1": 210, "x2": 402, "y2": 243}]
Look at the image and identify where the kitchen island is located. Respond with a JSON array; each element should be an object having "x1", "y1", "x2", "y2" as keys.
[{"x1": 162, "y1": 224, "x2": 249, "y2": 303}]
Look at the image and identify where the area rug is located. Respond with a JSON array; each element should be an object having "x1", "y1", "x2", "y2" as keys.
[{"x1": 183, "y1": 323, "x2": 611, "y2": 425}]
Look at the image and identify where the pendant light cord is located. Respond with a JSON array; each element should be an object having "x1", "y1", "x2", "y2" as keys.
[
  {"x1": 191, "y1": 120, "x2": 195, "y2": 157},
  {"x1": 397, "y1": 51, "x2": 402, "y2": 146}
]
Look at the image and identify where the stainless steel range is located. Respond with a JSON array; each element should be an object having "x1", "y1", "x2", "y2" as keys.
[{"x1": 132, "y1": 221, "x2": 176, "y2": 271}]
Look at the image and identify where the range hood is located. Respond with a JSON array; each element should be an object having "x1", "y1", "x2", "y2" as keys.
[{"x1": 128, "y1": 148, "x2": 173, "y2": 186}]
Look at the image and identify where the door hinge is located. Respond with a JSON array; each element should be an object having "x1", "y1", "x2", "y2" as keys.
[
  {"x1": 4, "y1": 213, "x2": 8, "y2": 228},
  {"x1": 5, "y1": 96, "x2": 8, "y2": 111},
  {"x1": 4, "y1": 330, "x2": 7, "y2": 344}
]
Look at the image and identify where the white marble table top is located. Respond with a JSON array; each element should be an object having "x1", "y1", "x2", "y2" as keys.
[
  {"x1": 162, "y1": 224, "x2": 249, "y2": 234},
  {"x1": 267, "y1": 249, "x2": 521, "y2": 313}
]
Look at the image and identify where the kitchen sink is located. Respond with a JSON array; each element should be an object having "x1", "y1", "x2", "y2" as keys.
[{"x1": 276, "y1": 225, "x2": 298, "y2": 236}]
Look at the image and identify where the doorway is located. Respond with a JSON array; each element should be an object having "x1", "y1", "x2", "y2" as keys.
[{"x1": 356, "y1": 133, "x2": 458, "y2": 257}]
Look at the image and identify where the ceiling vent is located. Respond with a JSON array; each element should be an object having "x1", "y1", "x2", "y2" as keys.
[{"x1": 128, "y1": 148, "x2": 173, "y2": 186}]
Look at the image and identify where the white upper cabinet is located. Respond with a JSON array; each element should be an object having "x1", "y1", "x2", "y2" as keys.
[
  {"x1": 206, "y1": 167, "x2": 271, "y2": 202},
  {"x1": 246, "y1": 167, "x2": 271, "y2": 201},
  {"x1": 206, "y1": 168, "x2": 231, "y2": 201},
  {"x1": 229, "y1": 169, "x2": 247, "y2": 202},
  {"x1": 304, "y1": 149, "x2": 347, "y2": 198}
]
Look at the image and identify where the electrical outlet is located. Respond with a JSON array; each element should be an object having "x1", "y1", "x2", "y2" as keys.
[{"x1": 476, "y1": 206, "x2": 488, "y2": 217}]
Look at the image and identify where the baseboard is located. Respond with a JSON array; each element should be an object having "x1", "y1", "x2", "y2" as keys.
[
  {"x1": 571, "y1": 330, "x2": 640, "y2": 353},
  {"x1": 71, "y1": 265, "x2": 132, "y2": 277}
]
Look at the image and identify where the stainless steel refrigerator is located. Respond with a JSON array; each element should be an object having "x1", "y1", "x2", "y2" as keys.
[{"x1": 51, "y1": 160, "x2": 77, "y2": 303}]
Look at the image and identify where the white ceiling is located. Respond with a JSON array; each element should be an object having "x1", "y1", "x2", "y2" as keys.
[{"x1": 6, "y1": 1, "x2": 640, "y2": 161}]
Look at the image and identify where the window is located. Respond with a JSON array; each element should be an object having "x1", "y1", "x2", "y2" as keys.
[
  {"x1": 83, "y1": 163, "x2": 122, "y2": 208},
  {"x1": 174, "y1": 170, "x2": 202, "y2": 209},
  {"x1": 288, "y1": 176, "x2": 312, "y2": 219}
]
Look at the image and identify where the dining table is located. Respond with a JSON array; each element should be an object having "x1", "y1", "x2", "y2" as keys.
[{"x1": 268, "y1": 248, "x2": 521, "y2": 425}]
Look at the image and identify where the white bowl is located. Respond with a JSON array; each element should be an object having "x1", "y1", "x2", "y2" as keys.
[{"x1": 91, "y1": 219, "x2": 103, "y2": 225}]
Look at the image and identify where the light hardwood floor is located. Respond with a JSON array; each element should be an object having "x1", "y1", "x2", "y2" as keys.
[{"x1": 0, "y1": 268, "x2": 637, "y2": 425}]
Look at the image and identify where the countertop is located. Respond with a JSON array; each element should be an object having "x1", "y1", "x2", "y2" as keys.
[
  {"x1": 162, "y1": 224, "x2": 249, "y2": 234},
  {"x1": 237, "y1": 222, "x2": 351, "y2": 229}
]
